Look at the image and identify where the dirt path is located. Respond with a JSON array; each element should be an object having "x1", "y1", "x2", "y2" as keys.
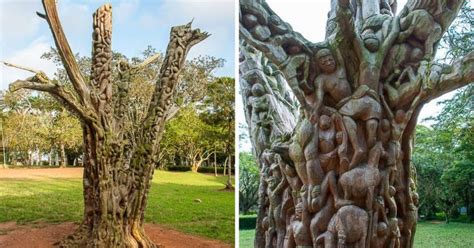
[
  {"x1": 0, "y1": 222, "x2": 232, "y2": 248},
  {"x1": 0, "y1": 168, "x2": 83, "y2": 179}
]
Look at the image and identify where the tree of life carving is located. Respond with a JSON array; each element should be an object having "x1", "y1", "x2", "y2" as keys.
[
  {"x1": 239, "y1": 0, "x2": 473, "y2": 247},
  {"x1": 3, "y1": 1, "x2": 209, "y2": 247}
]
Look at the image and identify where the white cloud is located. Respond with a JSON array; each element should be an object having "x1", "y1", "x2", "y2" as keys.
[
  {"x1": 115, "y1": 0, "x2": 140, "y2": 24},
  {"x1": 0, "y1": 36, "x2": 58, "y2": 90},
  {"x1": 59, "y1": 2, "x2": 90, "y2": 33},
  {"x1": 0, "y1": 1, "x2": 42, "y2": 48}
]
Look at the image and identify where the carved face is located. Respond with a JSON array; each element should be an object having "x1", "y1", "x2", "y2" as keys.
[
  {"x1": 377, "y1": 222, "x2": 389, "y2": 236},
  {"x1": 336, "y1": 131, "x2": 344, "y2": 144},
  {"x1": 319, "y1": 115, "x2": 332, "y2": 130},
  {"x1": 381, "y1": 119, "x2": 391, "y2": 131},
  {"x1": 362, "y1": 31, "x2": 380, "y2": 52},
  {"x1": 410, "y1": 48, "x2": 424, "y2": 63},
  {"x1": 294, "y1": 202, "x2": 303, "y2": 220},
  {"x1": 251, "y1": 83, "x2": 265, "y2": 97},
  {"x1": 395, "y1": 109, "x2": 406, "y2": 123},
  {"x1": 316, "y1": 49, "x2": 336, "y2": 74}
]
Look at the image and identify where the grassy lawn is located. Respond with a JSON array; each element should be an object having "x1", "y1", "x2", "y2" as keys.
[
  {"x1": 0, "y1": 170, "x2": 235, "y2": 244},
  {"x1": 239, "y1": 216, "x2": 474, "y2": 248}
]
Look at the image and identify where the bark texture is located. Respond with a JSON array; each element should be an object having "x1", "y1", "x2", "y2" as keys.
[
  {"x1": 6, "y1": 1, "x2": 208, "y2": 247},
  {"x1": 239, "y1": 0, "x2": 472, "y2": 247}
]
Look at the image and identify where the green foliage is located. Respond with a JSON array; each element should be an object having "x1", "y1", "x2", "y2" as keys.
[
  {"x1": 0, "y1": 170, "x2": 235, "y2": 244},
  {"x1": 413, "y1": 1, "x2": 474, "y2": 222},
  {"x1": 239, "y1": 152, "x2": 259, "y2": 214},
  {"x1": 0, "y1": 90, "x2": 81, "y2": 166},
  {"x1": 239, "y1": 215, "x2": 257, "y2": 230},
  {"x1": 160, "y1": 77, "x2": 235, "y2": 171}
]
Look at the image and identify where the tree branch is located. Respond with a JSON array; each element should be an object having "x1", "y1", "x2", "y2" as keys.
[
  {"x1": 1, "y1": 61, "x2": 41, "y2": 74},
  {"x1": 143, "y1": 23, "x2": 209, "y2": 135},
  {"x1": 90, "y1": 4, "x2": 113, "y2": 129},
  {"x1": 239, "y1": 0, "x2": 313, "y2": 67},
  {"x1": 424, "y1": 51, "x2": 474, "y2": 102},
  {"x1": 41, "y1": 0, "x2": 90, "y2": 105},
  {"x1": 9, "y1": 79, "x2": 94, "y2": 123},
  {"x1": 131, "y1": 53, "x2": 161, "y2": 71}
]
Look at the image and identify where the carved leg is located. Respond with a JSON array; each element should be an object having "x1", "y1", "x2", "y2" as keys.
[
  {"x1": 343, "y1": 116, "x2": 364, "y2": 169},
  {"x1": 424, "y1": 23, "x2": 442, "y2": 59},
  {"x1": 284, "y1": 225, "x2": 296, "y2": 248},
  {"x1": 366, "y1": 119, "x2": 378, "y2": 149},
  {"x1": 311, "y1": 199, "x2": 336, "y2": 247}
]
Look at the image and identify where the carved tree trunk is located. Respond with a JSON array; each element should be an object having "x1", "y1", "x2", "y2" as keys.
[
  {"x1": 240, "y1": 0, "x2": 472, "y2": 247},
  {"x1": 6, "y1": 1, "x2": 208, "y2": 247}
]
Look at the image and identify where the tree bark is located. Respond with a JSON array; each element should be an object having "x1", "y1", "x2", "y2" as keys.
[
  {"x1": 60, "y1": 143, "x2": 66, "y2": 168},
  {"x1": 240, "y1": 0, "x2": 471, "y2": 247},
  {"x1": 6, "y1": 1, "x2": 208, "y2": 247}
]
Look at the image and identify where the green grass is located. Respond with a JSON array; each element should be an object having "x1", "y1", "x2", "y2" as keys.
[
  {"x1": 414, "y1": 221, "x2": 474, "y2": 247},
  {"x1": 0, "y1": 170, "x2": 235, "y2": 244},
  {"x1": 239, "y1": 216, "x2": 474, "y2": 248},
  {"x1": 239, "y1": 229, "x2": 255, "y2": 248}
]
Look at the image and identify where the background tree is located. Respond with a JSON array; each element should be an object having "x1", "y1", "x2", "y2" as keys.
[
  {"x1": 412, "y1": 0, "x2": 474, "y2": 223},
  {"x1": 239, "y1": 152, "x2": 260, "y2": 214},
  {"x1": 200, "y1": 77, "x2": 235, "y2": 187}
]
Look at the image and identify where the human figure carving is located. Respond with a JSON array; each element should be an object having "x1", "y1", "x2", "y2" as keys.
[
  {"x1": 286, "y1": 188, "x2": 313, "y2": 248},
  {"x1": 310, "y1": 48, "x2": 381, "y2": 168},
  {"x1": 316, "y1": 205, "x2": 369, "y2": 248},
  {"x1": 238, "y1": 1, "x2": 472, "y2": 247},
  {"x1": 398, "y1": 9, "x2": 442, "y2": 59}
]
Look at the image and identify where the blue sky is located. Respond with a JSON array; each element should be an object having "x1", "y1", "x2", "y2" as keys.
[{"x1": 0, "y1": 0, "x2": 235, "y2": 90}]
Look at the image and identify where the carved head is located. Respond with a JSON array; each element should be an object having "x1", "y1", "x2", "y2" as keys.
[
  {"x1": 319, "y1": 115, "x2": 332, "y2": 130},
  {"x1": 410, "y1": 47, "x2": 424, "y2": 63},
  {"x1": 389, "y1": 186, "x2": 396, "y2": 197},
  {"x1": 251, "y1": 83, "x2": 265, "y2": 97},
  {"x1": 377, "y1": 222, "x2": 389, "y2": 237},
  {"x1": 395, "y1": 109, "x2": 406, "y2": 123},
  {"x1": 294, "y1": 202, "x2": 303, "y2": 220},
  {"x1": 315, "y1": 48, "x2": 336, "y2": 74},
  {"x1": 381, "y1": 119, "x2": 391, "y2": 132},
  {"x1": 412, "y1": 193, "x2": 419, "y2": 206},
  {"x1": 362, "y1": 30, "x2": 380, "y2": 52},
  {"x1": 336, "y1": 131, "x2": 344, "y2": 144},
  {"x1": 311, "y1": 185, "x2": 321, "y2": 198}
]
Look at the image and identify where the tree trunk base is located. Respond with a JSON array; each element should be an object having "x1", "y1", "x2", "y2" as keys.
[{"x1": 56, "y1": 221, "x2": 159, "y2": 248}]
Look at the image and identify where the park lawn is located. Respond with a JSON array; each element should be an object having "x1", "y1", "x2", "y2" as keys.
[
  {"x1": 239, "y1": 216, "x2": 474, "y2": 248},
  {"x1": 0, "y1": 170, "x2": 235, "y2": 244}
]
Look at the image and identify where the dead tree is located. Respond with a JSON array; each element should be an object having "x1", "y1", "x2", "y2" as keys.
[
  {"x1": 239, "y1": 0, "x2": 473, "y2": 247},
  {"x1": 4, "y1": 0, "x2": 208, "y2": 247}
]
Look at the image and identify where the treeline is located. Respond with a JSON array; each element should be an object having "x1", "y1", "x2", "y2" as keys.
[
  {"x1": 0, "y1": 46, "x2": 234, "y2": 172},
  {"x1": 412, "y1": 84, "x2": 473, "y2": 223}
]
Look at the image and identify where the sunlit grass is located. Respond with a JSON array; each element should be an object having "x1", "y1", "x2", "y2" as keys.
[
  {"x1": 0, "y1": 170, "x2": 235, "y2": 244},
  {"x1": 239, "y1": 216, "x2": 474, "y2": 248}
]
